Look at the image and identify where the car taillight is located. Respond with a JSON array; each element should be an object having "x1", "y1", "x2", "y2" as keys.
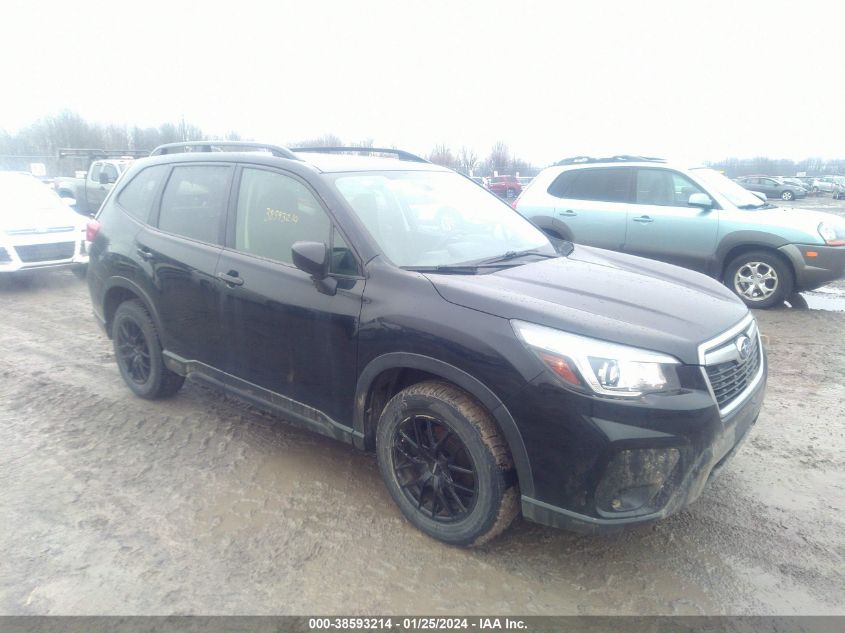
[
  {"x1": 86, "y1": 219, "x2": 101, "y2": 242},
  {"x1": 511, "y1": 197, "x2": 521, "y2": 210}
]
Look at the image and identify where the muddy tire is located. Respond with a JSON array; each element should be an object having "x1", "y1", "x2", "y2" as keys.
[
  {"x1": 376, "y1": 381, "x2": 519, "y2": 547},
  {"x1": 725, "y1": 250, "x2": 793, "y2": 309},
  {"x1": 112, "y1": 299, "x2": 184, "y2": 399}
]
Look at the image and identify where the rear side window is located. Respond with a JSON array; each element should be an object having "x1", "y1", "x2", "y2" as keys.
[
  {"x1": 116, "y1": 164, "x2": 169, "y2": 223},
  {"x1": 547, "y1": 168, "x2": 632, "y2": 203},
  {"x1": 157, "y1": 165, "x2": 232, "y2": 244},
  {"x1": 234, "y1": 167, "x2": 331, "y2": 264}
]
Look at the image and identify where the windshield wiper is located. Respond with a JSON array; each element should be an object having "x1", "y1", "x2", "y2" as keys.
[
  {"x1": 471, "y1": 248, "x2": 559, "y2": 266},
  {"x1": 402, "y1": 265, "x2": 482, "y2": 274}
]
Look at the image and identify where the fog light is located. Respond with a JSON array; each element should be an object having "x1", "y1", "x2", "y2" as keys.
[{"x1": 595, "y1": 447, "x2": 680, "y2": 515}]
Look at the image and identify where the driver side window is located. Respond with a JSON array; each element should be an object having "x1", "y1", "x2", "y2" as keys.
[{"x1": 636, "y1": 169, "x2": 705, "y2": 207}]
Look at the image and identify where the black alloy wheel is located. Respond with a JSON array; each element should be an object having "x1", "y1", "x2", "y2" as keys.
[
  {"x1": 112, "y1": 299, "x2": 185, "y2": 399},
  {"x1": 393, "y1": 414, "x2": 478, "y2": 522},
  {"x1": 116, "y1": 318, "x2": 151, "y2": 385},
  {"x1": 376, "y1": 381, "x2": 519, "y2": 546}
]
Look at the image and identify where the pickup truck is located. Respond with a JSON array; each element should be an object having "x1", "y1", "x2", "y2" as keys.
[{"x1": 54, "y1": 150, "x2": 146, "y2": 215}]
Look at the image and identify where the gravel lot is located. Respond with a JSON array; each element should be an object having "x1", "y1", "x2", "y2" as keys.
[{"x1": 1, "y1": 213, "x2": 844, "y2": 615}]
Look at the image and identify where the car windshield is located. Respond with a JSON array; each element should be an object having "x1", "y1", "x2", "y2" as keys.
[
  {"x1": 333, "y1": 170, "x2": 554, "y2": 268},
  {"x1": 690, "y1": 168, "x2": 769, "y2": 208}
]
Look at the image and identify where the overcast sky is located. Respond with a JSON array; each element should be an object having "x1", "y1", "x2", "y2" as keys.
[{"x1": 2, "y1": 0, "x2": 843, "y2": 165}]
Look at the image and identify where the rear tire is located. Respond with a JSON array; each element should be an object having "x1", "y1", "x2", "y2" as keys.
[
  {"x1": 376, "y1": 381, "x2": 519, "y2": 547},
  {"x1": 724, "y1": 250, "x2": 793, "y2": 309},
  {"x1": 112, "y1": 299, "x2": 184, "y2": 399},
  {"x1": 781, "y1": 190, "x2": 794, "y2": 201}
]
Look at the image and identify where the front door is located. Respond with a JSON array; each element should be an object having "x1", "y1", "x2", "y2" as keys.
[
  {"x1": 216, "y1": 166, "x2": 364, "y2": 429},
  {"x1": 623, "y1": 167, "x2": 719, "y2": 273}
]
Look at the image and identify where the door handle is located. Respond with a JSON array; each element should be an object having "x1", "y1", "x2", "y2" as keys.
[
  {"x1": 217, "y1": 271, "x2": 244, "y2": 287},
  {"x1": 633, "y1": 215, "x2": 654, "y2": 224},
  {"x1": 136, "y1": 246, "x2": 154, "y2": 261},
  {"x1": 558, "y1": 210, "x2": 578, "y2": 217}
]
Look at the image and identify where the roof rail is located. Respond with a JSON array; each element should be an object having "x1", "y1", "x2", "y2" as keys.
[
  {"x1": 555, "y1": 155, "x2": 665, "y2": 166},
  {"x1": 58, "y1": 148, "x2": 149, "y2": 160},
  {"x1": 150, "y1": 141, "x2": 300, "y2": 160},
  {"x1": 292, "y1": 146, "x2": 429, "y2": 164}
]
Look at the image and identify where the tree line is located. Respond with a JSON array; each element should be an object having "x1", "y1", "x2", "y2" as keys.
[
  {"x1": 706, "y1": 156, "x2": 845, "y2": 178},
  {"x1": 0, "y1": 111, "x2": 538, "y2": 178},
  {"x1": 7, "y1": 111, "x2": 841, "y2": 180}
]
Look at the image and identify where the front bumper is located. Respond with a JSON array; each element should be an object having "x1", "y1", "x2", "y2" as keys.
[
  {"x1": 779, "y1": 243, "x2": 845, "y2": 291},
  {"x1": 0, "y1": 234, "x2": 89, "y2": 273},
  {"x1": 509, "y1": 349, "x2": 767, "y2": 534}
]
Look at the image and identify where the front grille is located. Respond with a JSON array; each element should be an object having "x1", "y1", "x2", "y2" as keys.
[
  {"x1": 15, "y1": 242, "x2": 75, "y2": 263},
  {"x1": 704, "y1": 330, "x2": 761, "y2": 410}
]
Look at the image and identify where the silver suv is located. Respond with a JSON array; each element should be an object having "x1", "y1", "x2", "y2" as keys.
[{"x1": 514, "y1": 156, "x2": 845, "y2": 308}]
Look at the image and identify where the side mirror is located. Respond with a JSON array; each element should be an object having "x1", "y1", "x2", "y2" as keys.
[
  {"x1": 292, "y1": 241, "x2": 330, "y2": 279},
  {"x1": 98, "y1": 172, "x2": 111, "y2": 185},
  {"x1": 292, "y1": 241, "x2": 337, "y2": 295},
  {"x1": 688, "y1": 193, "x2": 714, "y2": 209}
]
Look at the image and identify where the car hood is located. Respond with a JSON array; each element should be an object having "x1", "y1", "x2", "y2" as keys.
[
  {"x1": 1, "y1": 202, "x2": 84, "y2": 233},
  {"x1": 741, "y1": 206, "x2": 843, "y2": 234},
  {"x1": 425, "y1": 246, "x2": 749, "y2": 365}
]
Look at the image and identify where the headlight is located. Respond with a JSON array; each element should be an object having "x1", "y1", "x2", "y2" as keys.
[
  {"x1": 818, "y1": 222, "x2": 845, "y2": 246},
  {"x1": 512, "y1": 320, "x2": 681, "y2": 398}
]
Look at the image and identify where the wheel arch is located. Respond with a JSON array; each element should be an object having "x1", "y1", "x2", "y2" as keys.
[
  {"x1": 102, "y1": 277, "x2": 163, "y2": 339},
  {"x1": 714, "y1": 232, "x2": 792, "y2": 281},
  {"x1": 354, "y1": 352, "x2": 534, "y2": 497},
  {"x1": 526, "y1": 214, "x2": 574, "y2": 242}
]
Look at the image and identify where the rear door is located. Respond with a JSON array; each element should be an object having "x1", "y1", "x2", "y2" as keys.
[
  {"x1": 622, "y1": 168, "x2": 719, "y2": 272},
  {"x1": 546, "y1": 167, "x2": 633, "y2": 250},
  {"x1": 136, "y1": 162, "x2": 233, "y2": 368},
  {"x1": 215, "y1": 165, "x2": 364, "y2": 427}
]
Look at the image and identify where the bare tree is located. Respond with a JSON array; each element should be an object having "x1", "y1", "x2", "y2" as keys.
[
  {"x1": 457, "y1": 146, "x2": 478, "y2": 175},
  {"x1": 428, "y1": 144, "x2": 457, "y2": 169},
  {"x1": 289, "y1": 133, "x2": 343, "y2": 148},
  {"x1": 488, "y1": 140, "x2": 511, "y2": 175}
]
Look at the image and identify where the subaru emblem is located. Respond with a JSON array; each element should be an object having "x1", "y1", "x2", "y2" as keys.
[{"x1": 735, "y1": 335, "x2": 752, "y2": 361}]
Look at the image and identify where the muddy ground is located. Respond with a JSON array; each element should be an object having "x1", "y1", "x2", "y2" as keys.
[{"x1": 1, "y1": 210, "x2": 844, "y2": 615}]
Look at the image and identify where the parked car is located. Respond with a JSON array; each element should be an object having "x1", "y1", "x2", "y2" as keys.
[
  {"x1": 819, "y1": 176, "x2": 845, "y2": 199},
  {"x1": 735, "y1": 176, "x2": 806, "y2": 201},
  {"x1": 808, "y1": 176, "x2": 845, "y2": 197},
  {"x1": 487, "y1": 175, "x2": 522, "y2": 199},
  {"x1": 515, "y1": 156, "x2": 845, "y2": 308},
  {"x1": 517, "y1": 176, "x2": 533, "y2": 189},
  {"x1": 87, "y1": 142, "x2": 767, "y2": 546},
  {"x1": 0, "y1": 172, "x2": 89, "y2": 276},
  {"x1": 54, "y1": 153, "x2": 142, "y2": 215},
  {"x1": 780, "y1": 177, "x2": 810, "y2": 192}
]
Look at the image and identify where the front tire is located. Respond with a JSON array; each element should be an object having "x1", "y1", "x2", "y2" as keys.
[
  {"x1": 112, "y1": 299, "x2": 185, "y2": 399},
  {"x1": 376, "y1": 381, "x2": 519, "y2": 547},
  {"x1": 724, "y1": 250, "x2": 793, "y2": 309}
]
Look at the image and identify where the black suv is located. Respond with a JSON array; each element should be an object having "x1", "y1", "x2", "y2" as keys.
[{"x1": 86, "y1": 142, "x2": 767, "y2": 546}]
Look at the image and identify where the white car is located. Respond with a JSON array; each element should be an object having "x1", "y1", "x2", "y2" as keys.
[{"x1": 0, "y1": 172, "x2": 89, "y2": 275}]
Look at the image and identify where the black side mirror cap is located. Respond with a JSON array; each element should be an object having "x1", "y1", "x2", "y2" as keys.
[{"x1": 291, "y1": 241, "x2": 329, "y2": 278}]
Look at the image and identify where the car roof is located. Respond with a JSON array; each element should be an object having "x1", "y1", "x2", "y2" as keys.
[
  {"x1": 142, "y1": 143, "x2": 450, "y2": 175},
  {"x1": 291, "y1": 152, "x2": 448, "y2": 174}
]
